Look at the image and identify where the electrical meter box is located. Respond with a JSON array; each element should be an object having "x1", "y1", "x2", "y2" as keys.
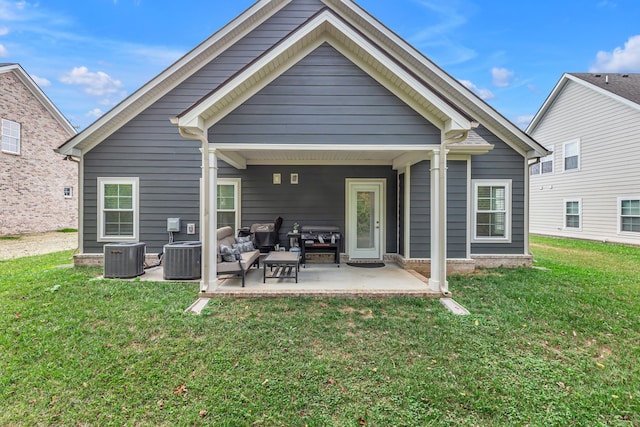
[{"x1": 167, "y1": 218, "x2": 181, "y2": 232}]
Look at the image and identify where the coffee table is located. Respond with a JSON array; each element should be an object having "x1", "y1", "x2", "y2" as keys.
[{"x1": 263, "y1": 251, "x2": 300, "y2": 283}]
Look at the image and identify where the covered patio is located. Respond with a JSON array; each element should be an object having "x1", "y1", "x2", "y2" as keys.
[{"x1": 139, "y1": 261, "x2": 440, "y2": 298}]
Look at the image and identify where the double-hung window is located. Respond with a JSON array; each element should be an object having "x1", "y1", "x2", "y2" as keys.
[
  {"x1": 98, "y1": 177, "x2": 139, "y2": 241},
  {"x1": 564, "y1": 199, "x2": 582, "y2": 230},
  {"x1": 619, "y1": 198, "x2": 640, "y2": 233},
  {"x1": 472, "y1": 180, "x2": 511, "y2": 242},
  {"x1": 2, "y1": 119, "x2": 21, "y2": 154},
  {"x1": 563, "y1": 139, "x2": 580, "y2": 172},
  {"x1": 217, "y1": 178, "x2": 241, "y2": 231}
]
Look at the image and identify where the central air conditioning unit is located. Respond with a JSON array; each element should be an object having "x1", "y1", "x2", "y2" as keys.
[
  {"x1": 103, "y1": 242, "x2": 146, "y2": 279},
  {"x1": 163, "y1": 241, "x2": 202, "y2": 280}
]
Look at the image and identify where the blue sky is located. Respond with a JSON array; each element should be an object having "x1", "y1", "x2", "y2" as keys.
[{"x1": 2, "y1": 0, "x2": 640, "y2": 130}]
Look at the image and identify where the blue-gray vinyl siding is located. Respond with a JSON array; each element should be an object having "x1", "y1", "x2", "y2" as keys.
[
  {"x1": 219, "y1": 164, "x2": 397, "y2": 253},
  {"x1": 447, "y1": 160, "x2": 468, "y2": 258},
  {"x1": 471, "y1": 126, "x2": 526, "y2": 254},
  {"x1": 209, "y1": 43, "x2": 442, "y2": 146},
  {"x1": 410, "y1": 161, "x2": 430, "y2": 258},
  {"x1": 408, "y1": 159, "x2": 468, "y2": 259},
  {"x1": 82, "y1": 0, "x2": 327, "y2": 253}
]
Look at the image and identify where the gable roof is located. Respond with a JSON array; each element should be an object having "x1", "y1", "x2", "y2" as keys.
[
  {"x1": 527, "y1": 72, "x2": 640, "y2": 133},
  {"x1": 57, "y1": 0, "x2": 547, "y2": 159},
  {"x1": 0, "y1": 63, "x2": 76, "y2": 137}
]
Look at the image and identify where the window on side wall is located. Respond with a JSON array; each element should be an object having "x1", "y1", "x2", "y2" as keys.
[
  {"x1": 619, "y1": 198, "x2": 640, "y2": 233},
  {"x1": 564, "y1": 199, "x2": 582, "y2": 230},
  {"x1": 98, "y1": 177, "x2": 139, "y2": 241},
  {"x1": 530, "y1": 147, "x2": 554, "y2": 176},
  {"x1": 472, "y1": 180, "x2": 511, "y2": 242},
  {"x1": 563, "y1": 139, "x2": 580, "y2": 172},
  {"x1": 217, "y1": 178, "x2": 241, "y2": 232},
  {"x1": 1, "y1": 119, "x2": 21, "y2": 155}
]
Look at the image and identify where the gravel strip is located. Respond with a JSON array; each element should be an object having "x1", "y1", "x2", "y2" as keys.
[{"x1": 0, "y1": 232, "x2": 78, "y2": 260}]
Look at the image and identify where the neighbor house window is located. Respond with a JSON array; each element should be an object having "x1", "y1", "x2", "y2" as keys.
[
  {"x1": 619, "y1": 198, "x2": 640, "y2": 233},
  {"x1": 98, "y1": 177, "x2": 139, "y2": 241},
  {"x1": 64, "y1": 187, "x2": 73, "y2": 198},
  {"x1": 530, "y1": 148, "x2": 554, "y2": 176},
  {"x1": 1, "y1": 119, "x2": 21, "y2": 154},
  {"x1": 472, "y1": 180, "x2": 511, "y2": 242},
  {"x1": 217, "y1": 178, "x2": 241, "y2": 231},
  {"x1": 563, "y1": 139, "x2": 580, "y2": 172},
  {"x1": 564, "y1": 199, "x2": 582, "y2": 230}
]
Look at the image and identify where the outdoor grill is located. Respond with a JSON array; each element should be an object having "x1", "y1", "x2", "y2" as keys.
[{"x1": 300, "y1": 225, "x2": 342, "y2": 267}]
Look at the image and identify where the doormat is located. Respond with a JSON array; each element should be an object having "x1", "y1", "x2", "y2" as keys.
[{"x1": 346, "y1": 262, "x2": 385, "y2": 268}]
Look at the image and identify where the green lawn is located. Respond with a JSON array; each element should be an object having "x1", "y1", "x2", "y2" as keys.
[{"x1": 1, "y1": 236, "x2": 639, "y2": 426}]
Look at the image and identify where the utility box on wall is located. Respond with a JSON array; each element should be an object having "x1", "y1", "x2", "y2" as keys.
[{"x1": 103, "y1": 242, "x2": 146, "y2": 278}]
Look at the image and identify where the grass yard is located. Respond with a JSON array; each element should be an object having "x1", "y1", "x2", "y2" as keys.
[{"x1": 1, "y1": 236, "x2": 639, "y2": 426}]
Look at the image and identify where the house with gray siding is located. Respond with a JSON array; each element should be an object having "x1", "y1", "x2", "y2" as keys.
[
  {"x1": 56, "y1": 0, "x2": 548, "y2": 293},
  {"x1": 528, "y1": 73, "x2": 640, "y2": 246}
]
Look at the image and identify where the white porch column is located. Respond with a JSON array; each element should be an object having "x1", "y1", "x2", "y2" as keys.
[
  {"x1": 200, "y1": 145, "x2": 218, "y2": 293},
  {"x1": 429, "y1": 149, "x2": 447, "y2": 293}
]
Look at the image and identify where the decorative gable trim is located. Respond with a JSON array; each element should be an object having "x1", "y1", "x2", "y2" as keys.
[{"x1": 172, "y1": 9, "x2": 473, "y2": 136}]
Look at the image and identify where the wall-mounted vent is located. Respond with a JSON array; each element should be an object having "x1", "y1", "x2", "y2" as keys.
[{"x1": 104, "y1": 242, "x2": 146, "y2": 278}]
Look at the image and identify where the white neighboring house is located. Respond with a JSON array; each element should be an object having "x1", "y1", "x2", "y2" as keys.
[{"x1": 527, "y1": 73, "x2": 640, "y2": 245}]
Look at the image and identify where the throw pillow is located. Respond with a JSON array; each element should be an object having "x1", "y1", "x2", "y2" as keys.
[
  {"x1": 233, "y1": 241, "x2": 255, "y2": 253},
  {"x1": 219, "y1": 244, "x2": 241, "y2": 262},
  {"x1": 236, "y1": 235, "x2": 252, "y2": 244}
]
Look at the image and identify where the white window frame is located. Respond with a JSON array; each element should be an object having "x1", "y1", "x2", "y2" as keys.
[
  {"x1": 97, "y1": 177, "x2": 139, "y2": 242},
  {"x1": 530, "y1": 146, "x2": 554, "y2": 176},
  {"x1": 2, "y1": 119, "x2": 21, "y2": 155},
  {"x1": 217, "y1": 178, "x2": 241, "y2": 232},
  {"x1": 472, "y1": 179, "x2": 512, "y2": 243},
  {"x1": 563, "y1": 138, "x2": 581, "y2": 172},
  {"x1": 64, "y1": 186, "x2": 73, "y2": 199},
  {"x1": 563, "y1": 198, "x2": 582, "y2": 231},
  {"x1": 618, "y1": 196, "x2": 640, "y2": 235}
]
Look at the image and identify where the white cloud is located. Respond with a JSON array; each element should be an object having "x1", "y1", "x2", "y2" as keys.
[
  {"x1": 515, "y1": 115, "x2": 535, "y2": 129},
  {"x1": 0, "y1": 26, "x2": 9, "y2": 36},
  {"x1": 491, "y1": 67, "x2": 515, "y2": 87},
  {"x1": 0, "y1": 43, "x2": 7, "y2": 56},
  {"x1": 86, "y1": 108, "x2": 104, "y2": 118},
  {"x1": 460, "y1": 79, "x2": 495, "y2": 100},
  {"x1": 590, "y1": 35, "x2": 640, "y2": 73},
  {"x1": 31, "y1": 74, "x2": 51, "y2": 87},
  {"x1": 60, "y1": 66, "x2": 123, "y2": 96}
]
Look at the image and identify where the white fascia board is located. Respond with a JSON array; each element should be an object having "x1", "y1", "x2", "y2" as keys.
[
  {"x1": 57, "y1": 0, "x2": 290, "y2": 155},
  {"x1": 177, "y1": 10, "x2": 472, "y2": 133},
  {"x1": 569, "y1": 74, "x2": 640, "y2": 113},
  {"x1": 526, "y1": 73, "x2": 569, "y2": 134},
  {"x1": 212, "y1": 143, "x2": 440, "y2": 152}
]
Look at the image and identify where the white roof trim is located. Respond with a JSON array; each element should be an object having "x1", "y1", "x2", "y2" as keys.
[
  {"x1": 174, "y1": 10, "x2": 472, "y2": 134},
  {"x1": 322, "y1": 0, "x2": 548, "y2": 158},
  {"x1": 528, "y1": 73, "x2": 640, "y2": 134},
  {"x1": 56, "y1": 0, "x2": 291, "y2": 156},
  {"x1": 0, "y1": 64, "x2": 76, "y2": 137}
]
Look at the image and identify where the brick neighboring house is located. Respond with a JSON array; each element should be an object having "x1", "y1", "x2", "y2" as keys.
[{"x1": 0, "y1": 63, "x2": 77, "y2": 235}]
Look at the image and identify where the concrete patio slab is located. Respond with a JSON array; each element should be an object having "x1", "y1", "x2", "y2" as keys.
[{"x1": 139, "y1": 262, "x2": 442, "y2": 298}]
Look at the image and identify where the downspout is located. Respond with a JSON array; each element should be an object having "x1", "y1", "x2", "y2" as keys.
[{"x1": 64, "y1": 155, "x2": 83, "y2": 255}]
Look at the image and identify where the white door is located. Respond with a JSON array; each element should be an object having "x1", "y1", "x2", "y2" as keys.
[{"x1": 347, "y1": 180, "x2": 384, "y2": 260}]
